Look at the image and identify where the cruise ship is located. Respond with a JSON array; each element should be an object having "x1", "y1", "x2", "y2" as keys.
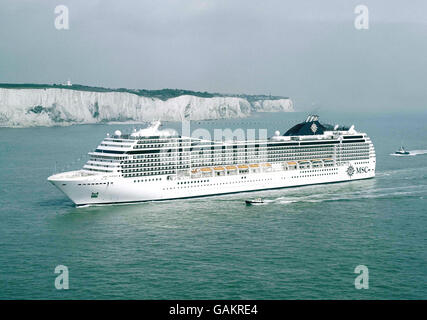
[{"x1": 48, "y1": 115, "x2": 376, "y2": 206}]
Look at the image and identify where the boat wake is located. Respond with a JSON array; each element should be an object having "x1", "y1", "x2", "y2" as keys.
[
  {"x1": 264, "y1": 184, "x2": 427, "y2": 206},
  {"x1": 377, "y1": 166, "x2": 427, "y2": 178}
]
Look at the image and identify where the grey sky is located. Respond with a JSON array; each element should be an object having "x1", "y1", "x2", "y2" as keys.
[{"x1": 1, "y1": 0, "x2": 427, "y2": 111}]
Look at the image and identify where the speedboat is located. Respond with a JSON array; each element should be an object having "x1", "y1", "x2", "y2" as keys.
[
  {"x1": 395, "y1": 146, "x2": 410, "y2": 155},
  {"x1": 245, "y1": 198, "x2": 264, "y2": 205}
]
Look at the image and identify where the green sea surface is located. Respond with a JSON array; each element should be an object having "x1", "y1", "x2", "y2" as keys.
[{"x1": 0, "y1": 111, "x2": 426, "y2": 299}]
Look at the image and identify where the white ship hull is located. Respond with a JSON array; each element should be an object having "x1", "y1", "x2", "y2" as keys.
[
  {"x1": 48, "y1": 116, "x2": 376, "y2": 206},
  {"x1": 48, "y1": 161, "x2": 375, "y2": 206}
]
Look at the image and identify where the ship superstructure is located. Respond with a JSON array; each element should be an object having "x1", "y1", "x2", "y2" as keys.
[{"x1": 48, "y1": 116, "x2": 376, "y2": 206}]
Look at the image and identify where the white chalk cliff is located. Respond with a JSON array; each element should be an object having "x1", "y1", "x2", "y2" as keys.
[{"x1": 0, "y1": 88, "x2": 294, "y2": 127}]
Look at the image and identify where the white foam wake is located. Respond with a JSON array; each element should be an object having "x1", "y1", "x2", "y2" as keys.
[
  {"x1": 260, "y1": 184, "x2": 427, "y2": 206},
  {"x1": 410, "y1": 149, "x2": 427, "y2": 155}
]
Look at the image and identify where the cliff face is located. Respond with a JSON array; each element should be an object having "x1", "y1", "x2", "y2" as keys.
[{"x1": 0, "y1": 88, "x2": 294, "y2": 127}]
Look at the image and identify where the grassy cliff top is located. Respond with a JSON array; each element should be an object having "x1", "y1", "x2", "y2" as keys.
[{"x1": 0, "y1": 83, "x2": 288, "y2": 101}]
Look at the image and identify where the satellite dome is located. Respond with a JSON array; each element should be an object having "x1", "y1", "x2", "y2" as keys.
[
  {"x1": 274, "y1": 130, "x2": 280, "y2": 136},
  {"x1": 114, "y1": 130, "x2": 122, "y2": 136}
]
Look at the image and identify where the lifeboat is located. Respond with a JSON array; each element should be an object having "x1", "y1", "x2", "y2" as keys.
[
  {"x1": 287, "y1": 161, "x2": 297, "y2": 165},
  {"x1": 237, "y1": 165, "x2": 249, "y2": 169},
  {"x1": 200, "y1": 167, "x2": 212, "y2": 172},
  {"x1": 262, "y1": 163, "x2": 271, "y2": 167},
  {"x1": 311, "y1": 159, "x2": 323, "y2": 167},
  {"x1": 214, "y1": 167, "x2": 225, "y2": 171},
  {"x1": 249, "y1": 164, "x2": 259, "y2": 168},
  {"x1": 226, "y1": 166, "x2": 237, "y2": 170},
  {"x1": 191, "y1": 169, "x2": 199, "y2": 174}
]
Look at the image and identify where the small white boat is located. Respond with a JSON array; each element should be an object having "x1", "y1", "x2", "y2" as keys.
[
  {"x1": 395, "y1": 146, "x2": 410, "y2": 155},
  {"x1": 245, "y1": 198, "x2": 264, "y2": 205}
]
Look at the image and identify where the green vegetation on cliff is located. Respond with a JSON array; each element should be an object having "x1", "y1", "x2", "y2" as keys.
[{"x1": 0, "y1": 83, "x2": 287, "y2": 101}]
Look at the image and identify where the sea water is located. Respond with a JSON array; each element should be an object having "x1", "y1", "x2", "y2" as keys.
[{"x1": 0, "y1": 111, "x2": 426, "y2": 299}]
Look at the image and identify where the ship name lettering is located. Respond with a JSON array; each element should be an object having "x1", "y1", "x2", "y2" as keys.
[{"x1": 356, "y1": 166, "x2": 368, "y2": 173}]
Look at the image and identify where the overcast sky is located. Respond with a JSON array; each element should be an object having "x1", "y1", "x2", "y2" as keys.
[{"x1": 1, "y1": 0, "x2": 427, "y2": 111}]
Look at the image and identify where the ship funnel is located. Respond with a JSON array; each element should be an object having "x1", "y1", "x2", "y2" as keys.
[{"x1": 306, "y1": 115, "x2": 319, "y2": 122}]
